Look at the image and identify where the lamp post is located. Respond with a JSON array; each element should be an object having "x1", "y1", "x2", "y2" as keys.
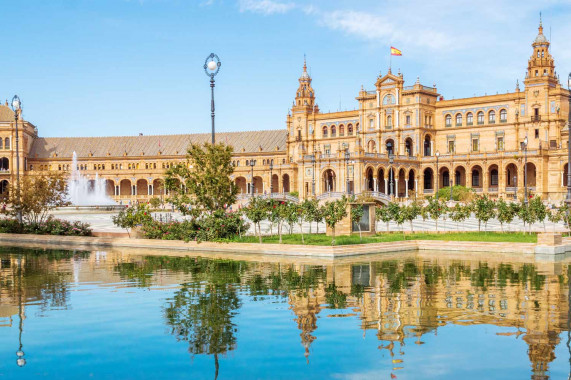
[
  {"x1": 311, "y1": 152, "x2": 316, "y2": 197},
  {"x1": 449, "y1": 169, "x2": 454, "y2": 201},
  {"x1": 249, "y1": 159, "x2": 255, "y2": 196},
  {"x1": 514, "y1": 175, "x2": 517, "y2": 199},
  {"x1": 523, "y1": 135, "x2": 528, "y2": 205},
  {"x1": 11, "y1": 96, "x2": 22, "y2": 224},
  {"x1": 345, "y1": 149, "x2": 350, "y2": 195},
  {"x1": 435, "y1": 151, "x2": 440, "y2": 194},
  {"x1": 204, "y1": 53, "x2": 221, "y2": 145},
  {"x1": 16, "y1": 254, "x2": 26, "y2": 367},
  {"x1": 389, "y1": 153, "x2": 395, "y2": 197},
  {"x1": 566, "y1": 73, "x2": 571, "y2": 214},
  {"x1": 269, "y1": 160, "x2": 273, "y2": 194}
]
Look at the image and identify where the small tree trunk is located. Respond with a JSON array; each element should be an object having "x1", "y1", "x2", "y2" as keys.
[
  {"x1": 331, "y1": 226, "x2": 336, "y2": 245},
  {"x1": 410, "y1": 220, "x2": 414, "y2": 234},
  {"x1": 316, "y1": 222, "x2": 319, "y2": 234},
  {"x1": 358, "y1": 225, "x2": 362, "y2": 242},
  {"x1": 258, "y1": 222, "x2": 262, "y2": 243},
  {"x1": 478, "y1": 220, "x2": 481, "y2": 232},
  {"x1": 299, "y1": 222, "x2": 304, "y2": 244},
  {"x1": 279, "y1": 222, "x2": 283, "y2": 244},
  {"x1": 386, "y1": 222, "x2": 389, "y2": 232},
  {"x1": 500, "y1": 222, "x2": 503, "y2": 232},
  {"x1": 435, "y1": 219, "x2": 438, "y2": 232},
  {"x1": 309, "y1": 222, "x2": 312, "y2": 234}
]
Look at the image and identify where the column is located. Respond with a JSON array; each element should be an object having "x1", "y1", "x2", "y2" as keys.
[
  {"x1": 373, "y1": 178, "x2": 378, "y2": 193},
  {"x1": 149, "y1": 184, "x2": 154, "y2": 195},
  {"x1": 395, "y1": 179, "x2": 399, "y2": 198},
  {"x1": 405, "y1": 179, "x2": 409, "y2": 198},
  {"x1": 415, "y1": 179, "x2": 418, "y2": 196},
  {"x1": 384, "y1": 178, "x2": 388, "y2": 195},
  {"x1": 430, "y1": 141, "x2": 434, "y2": 156}
]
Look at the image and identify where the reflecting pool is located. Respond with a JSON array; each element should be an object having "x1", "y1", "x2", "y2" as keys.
[{"x1": 1, "y1": 246, "x2": 570, "y2": 379}]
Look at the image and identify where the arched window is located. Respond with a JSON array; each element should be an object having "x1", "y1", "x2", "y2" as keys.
[
  {"x1": 466, "y1": 112, "x2": 473, "y2": 125},
  {"x1": 500, "y1": 109, "x2": 507, "y2": 122},
  {"x1": 322, "y1": 126, "x2": 328, "y2": 138},
  {"x1": 368, "y1": 140, "x2": 376, "y2": 153},
  {"x1": 339, "y1": 124, "x2": 345, "y2": 137},
  {"x1": 445, "y1": 114, "x2": 452, "y2": 127},
  {"x1": 455, "y1": 113, "x2": 462, "y2": 126},
  {"x1": 4, "y1": 138, "x2": 9, "y2": 150},
  {"x1": 477, "y1": 111, "x2": 484, "y2": 125},
  {"x1": 383, "y1": 94, "x2": 396, "y2": 105},
  {"x1": 347, "y1": 124, "x2": 353, "y2": 136},
  {"x1": 331, "y1": 125, "x2": 336, "y2": 137},
  {"x1": 489, "y1": 110, "x2": 496, "y2": 123},
  {"x1": 387, "y1": 115, "x2": 393, "y2": 127}
]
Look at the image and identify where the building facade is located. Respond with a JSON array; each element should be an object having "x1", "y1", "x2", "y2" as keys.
[{"x1": 0, "y1": 21, "x2": 569, "y2": 204}]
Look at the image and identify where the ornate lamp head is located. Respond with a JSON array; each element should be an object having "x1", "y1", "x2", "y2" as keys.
[{"x1": 204, "y1": 53, "x2": 221, "y2": 78}]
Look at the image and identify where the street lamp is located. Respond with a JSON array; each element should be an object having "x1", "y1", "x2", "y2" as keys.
[
  {"x1": 269, "y1": 160, "x2": 273, "y2": 194},
  {"x1": 204, "y1": 53, "x2": 221, "y2": 145},
  {"x1": 16, "y1": 254, "x2": 26, "y2": 367},
  {"x1": 435, "y1": 151, "x2": 440, "y2": 194},
  {"x1": 345, "y1": 149, "x2": 350, "y2": 195},
  {"x1": 11, "y1": 96, "x2": 22, "y2": 224},
  {"x1": 523, "y1": 135, "x2": 528, "y2": 204},
  {"x1": 514, "y1": 175, "x2": 517, "y2": 199},
  {"x1": 249, "y1": 159, "x2": 256, "y2": 196},
  {"x1": 311, "y1": 152, "x2": 316, "y2": 197},
  {"x1": 449, "y1": 169, "x2": 454, "y2": 201},
  {"x1": 389, "y1": 153, "x2": 395, "y2": 197}
]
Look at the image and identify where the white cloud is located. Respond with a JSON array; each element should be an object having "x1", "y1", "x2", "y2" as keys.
[{"x1": 238, "y1": 0, "x2": 295, "y2": 15}]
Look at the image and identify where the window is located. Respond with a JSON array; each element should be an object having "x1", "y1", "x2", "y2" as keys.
[
  {"x1": 347, "y1": 124, "x2": 353, "y2": 136},
  {"x1": 500, "y1": 109, "x2": 507, "y2": 122},
  {"x1": 472, "y1": 138, "x2": 479, "y2": 152},
  {"x1": 535, "y1": 129, "x2": 539, "y2": 138},
  {"x1": 322, "y1": 126, "x2": 328, "y2": 138},
  {"x1": 369, "y1": 118, "x2": 374, "y2": 130},
  {"x1": 448, "y1": 140, "x2": 455, "y2": 153},
  {"x1": 331, "y1": 125, "x2": 336, "y2": 137},
  {"x1": 324, "y1": 144, "x2": 331, "y2": 155},
  {"x1": 339, "y1": 125, "x2": 344, "y2": 137},
  {"x1": 387, "y1": 115, "x2": 392, "y2": 128},
  {"x1": 456, "y1": 113, "x2": 462, "y2": 126},
  {"x1": 4, "y1": 138, "x2": 9, "y2": 149},
  {"x1": 488, "y1": 110, "x2": 495, "y2": 124},
  {"x1": 535, "y1": 70, "x2": 539, "y2": 77},
  {"x1": 445, "y1": 114, "x2": 452, "y2": 127},
  {"x1": 466, "y1": 113, "x2": 473, "y2": 125},
  {"x1": 497, "y1": 137, "x2": 504, "y2": 151},
  {"x1": 477, "y1": 111, "x2": 484, "y2": 125},
  {"x1": 406, "y1": 115, "x2": 411, "y2": 125}
]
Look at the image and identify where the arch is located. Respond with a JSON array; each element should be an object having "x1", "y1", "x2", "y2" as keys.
[
  {"x1": 365, "y1": 167, "x2": 374, "y2": 191},
  {"x1": 454, "y1": 166, "x2": 466, "y2": 187},
  {"x1": 488, "y1": 110, "x2": 496, "y2": 123},
  {"x1": 477, "y1": 111, "x2": 484, "y2": 125},
  {"x1": 4, "y1": 138, "x2": 9, "y2": 150},
  {"x1": 455, "y1": 113, "x2": 462, "y2": 126},
  {"x1": 322, "y1": 126, "x2": 328, "y2": 138},
  {"x1": 331, "y1": 125, "x2": 336, "y2": 137},
  {"x1": 339, "y1": 124, "x2": 345, "y2": 137},
  {"x1": 367, "y1": 140, "x2": 376, "y2": 153},
  {"x1": 488, "y1": 164, "x2": 499, "y2": 188},
  {"x1": 525, "y1": 162, "x2": 536, "y2": 187},
  {"x1": 0, "y1": 157, "x2": 9, "y2": 171},
  {"x1": 271, "y1": 174, "x2": 279, "y2": 193},
  {"x1": 423, "y1": 135, "x2": 432, "y2": 156},
  {"x1": 440, "y1": 167, "x2": 450, "y2": 188},
  {"x1": 466, "y1": 112, "x2": 473, "y2": 125},
  {"x1": 564, "y1": 164, "x2": 569, "y2": 187},
  {"x1": 137, "y1": 179, "x2": 149, "y2": 196},
  {"x1": 0, "y1": 180, "x2": 8, "y2": 196},
  {"x1": 377, "y1": 167, "x2": 385, "y2": 193},
  {"x1": 253, "y1": 176, "x2": 264, "y2": 194},
  {"x1": 153, "y1": 179, "x2": 165, "y2": 196},
  {"x1": 505, "y1": 163, "x2": 518, "y2": 187},
  {"x1": 0, "y1": 139, "x2": 3, "y2": 149},
  {"x1": 423, "y1": 168, "x2": 434, "y2": 190},
  {"x1": 322, "y1": 169, "x2": 336, "y2": 192},
  {"x1": 500, "y1": 108, "x2": 507, "y2": 122},
  {"x1": 445, "y1": 114, "x2": 452, "y2": 127},
  {"x1": 397, "y1": 169, "x2": 406, "y2": 197},
  {"x1": 405, "y1": 138, "x2": 413, "y2": 157},
  {"x1": 383, "y1": 94, "x2": 396, "y2": 105},
  {"x1": 407, "y1": 169, "x2": 415, "y2": 192},
  {"x1": 385, "y1": 139, "x2": 395, "y2": 155},
  {"x1": 235, "y1": 176, "x2": 247, "y2": 194},
  {"x1": 282, "y1": 174, "x2": 290, "y2": 193},
  {"x1": 471, "y1": 165, "x2": 483, "y2": 188},
  {"x1": 347, "y1": 124, "x2": 354, "y2": 136},
  {"x1": 105, "y1": 179, "x2": 115, "y2": 196},
  {"x1": 386, "y1": 115, "x2": 393, "y2": 128},
  {"x1": 119, "y1": 179, "x2": 131, "y2": 196}
]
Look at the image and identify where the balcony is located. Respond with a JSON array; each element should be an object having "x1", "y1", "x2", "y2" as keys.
[
  {"x1": 466, "y1": 122, "x2": 473, "y2": 126},
  {"x1": 531, "y1": 115, "x2": 541, "y2": 122}
]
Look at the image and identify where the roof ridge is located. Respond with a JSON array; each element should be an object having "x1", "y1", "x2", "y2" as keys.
[{"x1": 36, "y1": 129, "x2": 287, "y2": 140}]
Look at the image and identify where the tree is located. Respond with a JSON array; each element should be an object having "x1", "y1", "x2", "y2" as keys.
[
  {"x1": 323, "y1": 196, "x2": 348, "y2": 245},
  {"x1": 517, "y1": 200, "x2": 535, "y2": 235},
  {"x1": 449, "y1": 203, "x2": 469, "y2": 231},
  {"x1": 149, "y1": 197, "x2": 162, "y2": 209},
  {"x1": 7, "y1": 172, "x2": 69, "y2": 224},
  {"x1": 547, "y1": 205, "x2": 563, "y2": 232},
  {"x1": 165, "y1": 142, "x2": 237, "y2": 215},
  {"x1": 403, "y1": 202, "x2": 422, "y2": 233},
  {"x1": 301, "y1": 198, "x2": 319, "y2": 234},
  {"x1": 351, "y1": 204, "x2": 364, "y2": 242},
  {"x1": 285, "y1": 202, "x2": 298, "y2": 235},
  {"x1": 530, "y1": 196, "x2": 547, "y2": 231},
  {"x1": 394, "y1": 204, "x2": 407, "y2": 238},
  {"x1": 472, "y1": 195, "x2": 495, "y2": 232},
  {"x1": 376, "y1": 205, "x2": 393, "y2": 233},
  {"x1": 243, "y1": 197, "x2": 266, "y2": 243},
  {"x1": 425, "y1": 197, "x2": 447, "y2": 232},
  {"x1": 112, "y1": 203, "x2": 154, "y2": 237},
  {"x1": 496, "y1": 198, "x2": 515, "y2": 232}
]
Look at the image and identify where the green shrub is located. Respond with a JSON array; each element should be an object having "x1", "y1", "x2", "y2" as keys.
[
  {"x1": 436, "y1": 185, "x2": 475, "y2": 202},
  {"x1": 0, "y1": 217, "x2": 92, "y2": 236}
]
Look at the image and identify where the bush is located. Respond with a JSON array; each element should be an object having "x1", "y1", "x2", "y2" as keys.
[
  {"x1": 112, "y1": 204, "x2": 154, "y2": 236},
  {"x1": 436, "y1": 185, "x2": 475, "y2": 202},
  {"x1": 0, "y1": 217, "x2": 92, "y2": 236}
]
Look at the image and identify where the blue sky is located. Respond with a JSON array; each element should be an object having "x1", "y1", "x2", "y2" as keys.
[{"x1": 1, "y1": 0, "x2": 570, "y2": 137}]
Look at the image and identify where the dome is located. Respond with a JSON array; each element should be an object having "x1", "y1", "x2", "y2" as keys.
[
  {"x1": 534, "y1": 33, "x2": 548, "y2": 44},
  {"x1": 0, "y1": 105, "x2": 14, "y2": 122}
]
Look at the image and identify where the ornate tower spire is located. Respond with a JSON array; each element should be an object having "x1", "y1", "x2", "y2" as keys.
[
  {"x1": 524, "y1": 15, "x2": 556, "y2": 86},
  {"x1": 293, "y1": 57, "x2": 316, "y2": 111}
]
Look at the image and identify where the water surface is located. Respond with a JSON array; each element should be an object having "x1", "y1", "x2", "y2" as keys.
[{"x1": 1, "y1": 246, "x2": 570, "y2": 379}]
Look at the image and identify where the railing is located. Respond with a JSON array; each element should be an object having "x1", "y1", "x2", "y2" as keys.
[
  {"x1": 238, "y1": 193, "x2": 300, "y2": 203},
  {"x1": 488, "y1": 187, "x2": 498, "y2": 192},
  {"x1": 423, "y1": 189, "x2": 434, "y2": 194},
  {"x1": 316, "y1": 192, "x2": 345, "y2": 200},
  {"x1": 474, "y1": 188, "x2": 483, "y2": 193},
  {"x1": 358, "y1": 191, "x2": 391, "y2": 203},
  {"x1": 532, "y1": 115, "x2": 541, "y2": 122}
]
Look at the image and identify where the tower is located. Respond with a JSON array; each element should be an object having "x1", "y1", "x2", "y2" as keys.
[
  {"x1": 524, "y1": 16, "x2": 557, "y2": 87},
  {"x1": 293, "y1": 57, "x2": 316, "y2": 111}
]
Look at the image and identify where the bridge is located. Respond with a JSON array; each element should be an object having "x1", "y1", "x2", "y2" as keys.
[
  {"x1": 316, "y1": 191, "x2": 391, "y2": 205},
  {"x1": 237, "y1": 193, "x2": 300, "y2": 205}
]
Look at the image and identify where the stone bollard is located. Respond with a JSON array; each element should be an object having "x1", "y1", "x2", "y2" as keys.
[{"x1": 537, "y1": 232, "x2": 562, "y2": 246}]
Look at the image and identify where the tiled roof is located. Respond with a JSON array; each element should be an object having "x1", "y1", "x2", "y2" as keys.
[
  {"x1": 29, "y1": 129, "x2": 287, "y2": 159},
  {"x1": 0, "y1": 105, "x2": 13, "y2": 122}
]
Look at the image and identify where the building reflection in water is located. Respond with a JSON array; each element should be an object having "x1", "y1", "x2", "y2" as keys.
[{"x1": 1, "y1": 247, "x2": 571, "y2": 379}]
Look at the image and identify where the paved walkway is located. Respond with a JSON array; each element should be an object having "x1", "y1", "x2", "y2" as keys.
[{"x1": 51, "y1": 209, "x2": 568, "y2": 234}]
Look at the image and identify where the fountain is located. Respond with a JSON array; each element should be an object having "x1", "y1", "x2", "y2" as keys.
[{"x1": 67, "y1": 151, "x2": 118, "y2": 208}]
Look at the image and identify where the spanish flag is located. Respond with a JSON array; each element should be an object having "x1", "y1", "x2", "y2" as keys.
[{"x1": 390, "y1": 46, "x2": 402, "y2": 56}]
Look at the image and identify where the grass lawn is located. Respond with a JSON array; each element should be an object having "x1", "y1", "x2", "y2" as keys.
[{"x1": 222, "y1": 231, "x2": 538, "y2": 246}]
